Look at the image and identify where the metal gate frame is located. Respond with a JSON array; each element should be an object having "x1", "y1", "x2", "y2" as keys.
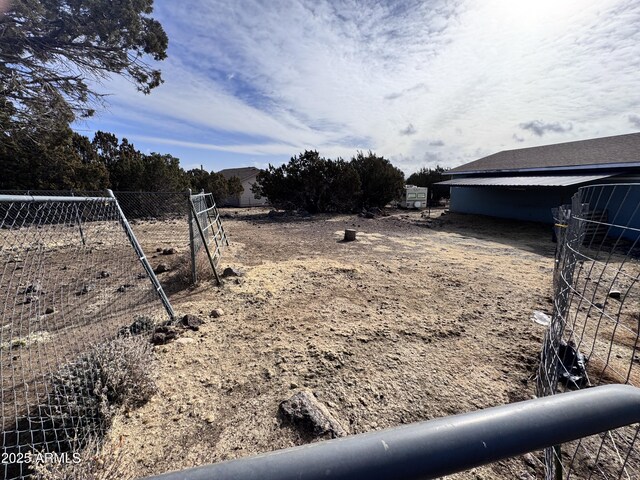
[{"x1": 188, "y1": 190, "x2": 229, "y2": 285}]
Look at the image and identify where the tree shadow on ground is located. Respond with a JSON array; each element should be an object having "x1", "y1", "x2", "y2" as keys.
[{"x1": 221, "y1": 210, "x2": 318, "y2": 225}]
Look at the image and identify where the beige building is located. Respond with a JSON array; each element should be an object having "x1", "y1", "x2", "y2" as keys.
[{"x1": 218, "y1": 167, "x2": 269, "y2": 207}]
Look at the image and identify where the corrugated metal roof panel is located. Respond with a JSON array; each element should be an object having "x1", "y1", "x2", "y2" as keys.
[{"x1": 436, "y1": 174, "x2": 614, "y2": 187}]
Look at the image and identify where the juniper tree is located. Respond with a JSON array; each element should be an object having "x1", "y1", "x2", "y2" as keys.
[{"x1": 0, "y1": 0, "x2": 168, "y2": 144}]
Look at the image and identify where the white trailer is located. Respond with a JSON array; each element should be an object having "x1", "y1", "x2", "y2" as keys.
[{"x1": 401, "y1": 185, "x2": 429, "y2": 209}]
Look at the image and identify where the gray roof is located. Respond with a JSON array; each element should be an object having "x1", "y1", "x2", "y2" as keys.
[
  {"x1": 218, "y1": 167, "x2": 260, "y2": 182},
  {"x1": 437, "y1": 174, "x2": 613, "y2": 187},
  {"x1": 449, "y1": 132, "x2": 640, "y2": 175}
]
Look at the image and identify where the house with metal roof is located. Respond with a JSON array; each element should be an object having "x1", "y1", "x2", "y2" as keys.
[
  {"x1": 218, "y1": 167, "x2": 269, "y2": 207},
  {"x1": 437, "y1": 132, "x2": 640, "y2": 223}
]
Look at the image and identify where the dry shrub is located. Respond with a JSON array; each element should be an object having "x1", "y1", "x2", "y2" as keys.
[
  {"x1": 165, "y1": 252, "x2": 215, "y2": 292},
  {"x1": 31, "y1": 437, "x2": 134, "y2": 480},
  {"x1": 42, "y1": 335, "x2": 157, "y2": 450},
  {"x1": 88, "y1": 335, "x2": 157, "y2": 412}
]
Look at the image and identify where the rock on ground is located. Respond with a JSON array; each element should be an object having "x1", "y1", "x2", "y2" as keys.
[
  {"x1": 181, "y1": 314, "x2": 204, "y2": 331},
  {"x1": 279, "y1": 390, "x2": 347, "y2": 440},
  {"x1": 150, "y1": 326, "x2": 178, "y2": 345},
  {"x1": 608, "y1": 289, "x2": 621, "y2": 299},
  {"x1": 154, "y1": 263, "x2": 170, "y2": 274},
  {"x1": 222, "y1": 267, "x2": 243, "y2": 278}
]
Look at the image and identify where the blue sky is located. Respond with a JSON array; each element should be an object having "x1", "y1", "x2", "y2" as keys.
[{"x1": 75, "y1": 0, "x2": 640, "y2": 175}]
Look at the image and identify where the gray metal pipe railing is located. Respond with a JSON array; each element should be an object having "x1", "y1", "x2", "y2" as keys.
[{"x1": 144, "y1": 384, "x2": 640, "y2": 480}]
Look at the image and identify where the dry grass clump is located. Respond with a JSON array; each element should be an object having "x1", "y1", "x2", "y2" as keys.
[
  {"x1": 164, "y1": 252, "x2": 216, "y2": 292},
  {"x1": 41, "y1": 335, "x2": 157, "y2": 450},
  {"x1": 31, "y1": 437, "x2": 134, "y2": 480}
]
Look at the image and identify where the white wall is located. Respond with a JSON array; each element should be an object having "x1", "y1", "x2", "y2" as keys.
[{"x1": 238, "y1": 177, "x2": 268, "y2": 207}]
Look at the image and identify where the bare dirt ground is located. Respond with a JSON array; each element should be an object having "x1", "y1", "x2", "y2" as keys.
[{"x1": 107, "y1": 207, "x2": 557, "y2": 479}]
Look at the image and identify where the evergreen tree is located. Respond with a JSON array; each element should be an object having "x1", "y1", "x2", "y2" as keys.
[
  {"x1": 1, "y1": 0, "x2": 168, "y2": 143},
  {"x1": 350, "y1": 151, "x2": 405, "y2": 209}
]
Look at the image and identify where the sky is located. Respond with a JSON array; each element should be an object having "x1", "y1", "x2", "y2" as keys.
[{"x1": 75, "y1": 0, "x2": 640, "y2": 175}]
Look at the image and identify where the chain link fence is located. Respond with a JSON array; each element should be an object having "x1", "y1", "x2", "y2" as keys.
[
  {"x1": 0, "y1": 194, "x2": 173, "y2": 479},
  {"x1": 538, "y1": 183, "x2": 640, "y2": 479},
  {"x1": 0, "y1": 190, "x2": 227, "y2": 288},
  {"x1": 113, "y1": 191, "x2": 196, "y2": 291}
]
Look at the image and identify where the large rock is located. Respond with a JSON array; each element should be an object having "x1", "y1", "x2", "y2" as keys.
[{"x1": 279, "y1": 390, "x2": 347, "y2": 439}]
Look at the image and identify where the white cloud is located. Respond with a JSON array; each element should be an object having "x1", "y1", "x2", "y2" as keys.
[
  {"x1": 85, "y1": 0, "x2": 640, "y2": 174},
  {"x1": 629, "y1": 114, "x2": 640, "y2": 129},
  {"x1": 519, "y1": 120, "x2": 573, "y2": 136},
  {"x1": 128, "y1": 134, "x2": 356, "y2": 159}
]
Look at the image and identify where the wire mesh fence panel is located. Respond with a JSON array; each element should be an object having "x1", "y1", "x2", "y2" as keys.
[
  {"x1": 538, "y1": 183, "x2": 640, "y2": 480},
  {"x1": 189, "y1": 192, "x2": 228, "y2": 284},
  {"x1": 0, "y1": 191, "x2": 228, "y2": 287},
  {"x1": 108, "y1": 192, "x2": 193, "y2": 290},
  {"x1": 0, "y1": 195, "x2": 171, "y2": 480}
]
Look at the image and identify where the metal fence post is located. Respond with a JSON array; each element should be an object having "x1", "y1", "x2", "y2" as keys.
[
  {"x1": 187, "y1": 189, "x2": 197, "y2": 284},
  {"x1": 70, "y1": 190, "x2": 86, "y2": 246},
  {"x1": 107, "y1": 189, "x2": 176, "y2": 322}
]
